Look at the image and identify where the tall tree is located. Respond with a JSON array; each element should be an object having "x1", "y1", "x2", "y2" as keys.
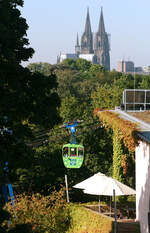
[
  {"x1": 0, "y1": 0, "x2": 60, "y2": 129},
  {"x1": 0, "y1": 0, "x2": 60, "y2": 185}
]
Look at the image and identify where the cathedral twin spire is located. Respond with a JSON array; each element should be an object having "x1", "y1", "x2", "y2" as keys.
[
  {"x1": 75, "y1": 7, "x2": 110, "y2": 70},
  {"x1": 98, "y1": 7, "x2": 106, "y2": 35},
  {"x1": 84, "y1": 8, "x2": 92, "y2": 35},
  {"x1": 80, "y1": 7, "x2": 93, "y2": 54}
]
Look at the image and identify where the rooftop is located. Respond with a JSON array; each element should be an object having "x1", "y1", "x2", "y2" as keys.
[
  {"x1": 128, "y1": 111, "x2": 150, "y2": 125},
  {"x1": 112, "y1": 109, "x2": 150, "y2": 143}
]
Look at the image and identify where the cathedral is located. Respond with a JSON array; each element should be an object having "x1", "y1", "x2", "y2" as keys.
[{"x1": 58, "y1": 8, "x2": 110, "y2": 71}]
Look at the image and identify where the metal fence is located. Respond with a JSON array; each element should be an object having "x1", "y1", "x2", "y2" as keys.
[{"x1": 122, "y1": 89, "x2": 150, "y2": 111}]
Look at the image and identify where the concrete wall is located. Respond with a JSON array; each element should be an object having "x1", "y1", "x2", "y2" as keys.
[{"x1": 136, "y1": 140, "x2": 150, "y2": 233}]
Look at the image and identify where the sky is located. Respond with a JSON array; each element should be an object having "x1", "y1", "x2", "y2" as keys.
[{"x1": 21, "y1": 0, "x2": 150, "y2": 70}]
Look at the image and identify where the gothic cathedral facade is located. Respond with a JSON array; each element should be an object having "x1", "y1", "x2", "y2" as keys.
[{"x1": 75, "y1": 8, "x2": 110, "y2": 70}]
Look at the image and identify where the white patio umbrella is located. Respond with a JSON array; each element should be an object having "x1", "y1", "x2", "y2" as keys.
[
  {"x1": 73, "y1": 172, "x2": 107, "y2": 190},
  {"x1": 73, "y1": 172, "x2": 136, "y2": 196},
  {"x1": 73, "y1": 172, "x2": 136, "y2": 233},
  {"x1": 83, "y1": 176, "x2": 136, "y2": 196}
]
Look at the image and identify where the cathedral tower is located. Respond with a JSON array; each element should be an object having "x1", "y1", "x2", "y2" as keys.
[
  {"x1": 75, "y1": 33, "x2": 80, "y2": 56},
  {"x1": 81, "y1": 8, "x2": 93, "y2": 54},
  {"x1": 95, "y1": 8, "x2": 110, "y2": 70}
]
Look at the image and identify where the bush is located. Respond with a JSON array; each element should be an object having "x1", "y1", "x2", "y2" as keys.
[
  {"x1": 2, "y1": 188, "x2": 69, "y2": 233},
  {"x1": 66, "y1": 204, "x2": 113, "y2": 233}
]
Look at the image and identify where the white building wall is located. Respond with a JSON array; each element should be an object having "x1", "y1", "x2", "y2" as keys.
[
  {"x1": 136, "y1": 140, "x2": 150, "y2": 233},
  {"x1": 79, "y1": 54, "x2": 95, "y2": 63},
  {"x1": 59, "y1": 54, "x2": 77, "y2": 63}
]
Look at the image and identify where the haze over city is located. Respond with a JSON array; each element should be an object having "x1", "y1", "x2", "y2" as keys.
[{"x1": 21, "y1": 0, "x2": 150, "y2": 70}]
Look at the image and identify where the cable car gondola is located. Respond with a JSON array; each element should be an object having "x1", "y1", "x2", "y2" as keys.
[{"x1": 62, "y1": 121, "x2": 84, "y2": 168}]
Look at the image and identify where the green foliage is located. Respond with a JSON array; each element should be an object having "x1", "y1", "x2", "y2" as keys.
[
  {"x1": 89, "y1": 64, "x2": 105, "y2": 78},
  {"x1": 0, "y1": 0, "x2": 61, "y2": 188},
  {"x1": 96, "y1": 110, "x2": 137, "y2": 187},
  {"x1": 59, "y1": 96, "x2": 83, "y2": 122},
  {"x1": 31, "y1": 145, "x2": 65, "y2": 193},
  {"x1": 113, "y1": 130, "x2": 124, "y2": 182},
  {"x1": 138, "y1": 76, "x2": 150, "y2": 89},
  {"x1": 91, "y1": 75, "x2": 134, "y2": 110},
  {"x1": 27, "y1": 62, "x2": 53, "y2": 76},
  {"x1": 113, "y1": 74, "x2": 134, "y2": 89},
  {"x1": 66, "y1": 204, "x2": 113, "y2": 233},
  {"x1": 61, "y1": 58, "x2": 77, "y2": 69},
  {"x1": 83, "y1": 126, "x2": 113, "y2": 176},
  {"x1": 75, "y1": 58, "x2": 92, "y2": 72},
  {"x1": 55, "y1": 69, "x2": 83, "y2": 98},
  {"x1": 0, "y1": 0, "x2": 34, "y2": 64},
  {"x1": 3, "y1": 188, "x2": 69, "y2": 233},
  {"x1": 91, "y1": 84, "x2": 116, "y2": 109}
]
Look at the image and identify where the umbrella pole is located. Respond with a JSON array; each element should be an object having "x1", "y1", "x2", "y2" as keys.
[
  {"x1": 99, "y1": 195, "x2": 101, "y2": 213},
  {"x1": 113, "y1": 189, "x2": 117, "y2": 233}
]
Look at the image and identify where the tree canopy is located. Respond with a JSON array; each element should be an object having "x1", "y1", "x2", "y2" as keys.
[{"x1": 0, "y1": 0, "x2": 60, "y2": 187}]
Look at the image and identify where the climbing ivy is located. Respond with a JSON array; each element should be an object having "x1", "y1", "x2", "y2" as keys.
[
  {"x1": 94, "y1": 109, "x2": 139, "y2": 152},
  {"x1": 113, "y1": 129, "x2": 123, "y2": 181},
  {"x1": 94, "y1": 109, "x2": 139, "y2": 185}
]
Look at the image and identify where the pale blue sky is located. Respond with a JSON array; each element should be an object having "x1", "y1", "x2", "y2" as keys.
[{"x1": 21, "y1": 0, "x2": 150, "y2": 69}]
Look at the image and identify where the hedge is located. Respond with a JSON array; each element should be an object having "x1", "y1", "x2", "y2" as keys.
[{"x1": 66, "y1": 204, "x2": 113, "y2": 233}]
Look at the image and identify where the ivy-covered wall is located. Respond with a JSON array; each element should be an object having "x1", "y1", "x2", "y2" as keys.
[
  {"x1": 95, "y1": 109, "x2": 138, "y2": 185},
  {"x1": 113, "y1": 129, "x2": 123, "y2": 181}
]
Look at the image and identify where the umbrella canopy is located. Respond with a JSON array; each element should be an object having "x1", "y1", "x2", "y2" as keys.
[
  {"x1": 73, "y1": 172, "x2": 136, "y2": 196},
  {"x1": 83, "y1": 176, "x2": 136, "y2": 196},
  {"x1": 73, "y1": 172, "x2": 107, "y2": 190}
]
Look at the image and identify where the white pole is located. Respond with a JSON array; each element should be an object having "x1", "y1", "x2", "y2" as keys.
[
  {"x1": 65, "y1": 174, "x2": 69, "y2": 203},
  {"x1": 113, "y1": 189, "x2": 117, "y2": 233}
]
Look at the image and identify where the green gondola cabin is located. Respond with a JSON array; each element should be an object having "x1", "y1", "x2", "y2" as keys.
[{"x1": 62, "y1": 144, "x2": 84, "y2": 168}]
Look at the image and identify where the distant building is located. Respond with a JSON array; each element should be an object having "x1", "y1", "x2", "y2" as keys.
[
  {"x1": 117, "y1": 60, "x2": 134, "y2": 73},
  {"x1": 57, "y1": 8, "x2": 110, "y2": 70},
  {"x1": 57, "y1": 53, "x2": 77, "y2": 64},
  {"x1": 117, "y1": 60, "x2": 124, "y2": 73},
  {"x1": 142, "y1": 66, "x2": 150, "y2": 73},
  {"x1": 134, "y1": 66, "x2": 150, "y2": 74},
  {"x1": 135, "y1": 67, "x2": 143, "y2": 73},
  {"x1": 79, "y1": 54, "x2": 97, "y2": 63}
]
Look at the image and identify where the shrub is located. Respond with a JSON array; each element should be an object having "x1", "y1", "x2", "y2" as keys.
[
  {"x1": 2, "y1": 188, "x2": 69, "y2": 233},
  {"x1": 66, "y1": 204, "x2": 113, "y2": 233}
]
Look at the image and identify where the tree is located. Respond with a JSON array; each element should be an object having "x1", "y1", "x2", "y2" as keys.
[
  {"x1": 75, "y1": 58, "x2": 91, "y2": 72},
  {"x1": 59, "y1": 96, "x2": 82, "y2": 122},
  {"x1": 0, "y1": 0, "x2": 60, "y2": 186},
  {"x1": 27, "y1": 62, "x2": 53, "y2": 76},
  {"x1": 89, "y1": 64, "x2": 105, "y2": 78},
  {"x1": 61, "y1": 58, "x2": 77, "y2": 69},
  {"x1": 91, "y1": 84, "x2": 114, "y2": 109},
  {"x1": 0, "y1": 0, "x2": 60, "y2": 128},
  {"x1": 0, "y1": 0, "x2": 34, "y2": 64},
  {"x1": 138, "y1": 76, "x2": 150, "y2": 89}
]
